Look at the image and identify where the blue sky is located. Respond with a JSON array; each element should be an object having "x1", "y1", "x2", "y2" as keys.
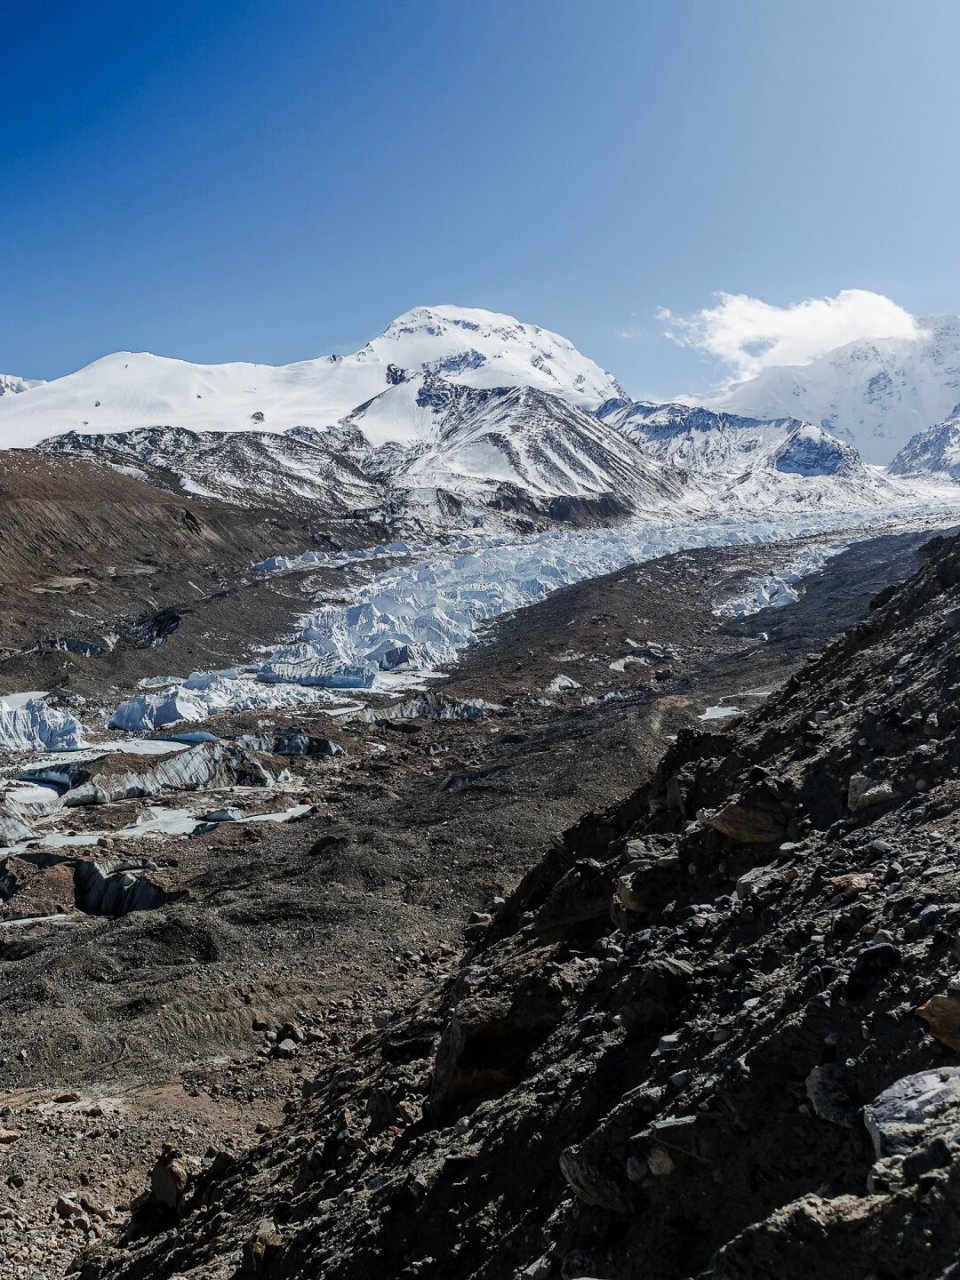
[{"x1": 4, "y1": 0, "x2": 959, "y2": 398}]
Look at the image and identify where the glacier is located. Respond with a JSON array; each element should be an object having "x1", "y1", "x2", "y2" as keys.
[
  {"x1": 106, "y1": 510, "x2": 956, "y2": 733},
  {"x1": 109, "y1": 669, "x2": 343, "y2": 734}
]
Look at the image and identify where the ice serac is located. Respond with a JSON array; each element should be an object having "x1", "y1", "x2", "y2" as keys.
[
  {"x1": 0, "y1": 697, "x2": 86, "y2": 753},
  {"x1": 0, "y1": 305, "x2": 621, "y2": 448},
  {"x1": 109, "y1": 671, "x2": 339, "y2": 733},
  {"x1": 889, "y1": 407, "x2": 960, "y2": 482},
  {"x1": 25, "y1": 741, "x2": 275, "y2": 806},
  {"x1": 597, "y1": 400, "x2": 901, "y2": 512},
  {"x1": 711, "y1": 315, "x2": 960, "y2": 463}
]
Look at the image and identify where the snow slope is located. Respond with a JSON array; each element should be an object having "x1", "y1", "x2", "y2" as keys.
[
  {"x1": 0, "y1": 306, "x2": 622, "y2": 449},
  {"x1": 889, "y1": 407, "x2": 960, "y2": 482},
  {"x1": 712, "y1": 315, "x2": 960, "y2": 464}
]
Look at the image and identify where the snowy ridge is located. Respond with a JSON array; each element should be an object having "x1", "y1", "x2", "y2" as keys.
[
  {"x1": 889, "y1": 408, "x2": 960, "y2": 482},
  {"x1": 36, "y1": 379, "x2": 937, "y2": 530},
  {"x1": 0, "y1": 373, "x2": 44, "y2": 398},
  {"x1": 712, "y1": 315, "x2": 960, "y2": 463},
  {"x1": 39, "y1": 426, "x2": 384, "y2": 513},
  {"x1": 343, "y1": 374, "x2": 685, "y2": 512},
  {"x1": 596, "y1": 401, "x2": 908, "y2": 511},
  {"x1": 0, "y1": 305, "x2": 621, "y2": 449}
]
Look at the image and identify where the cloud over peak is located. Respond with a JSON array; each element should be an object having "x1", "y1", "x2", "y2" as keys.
[{"x1": 660, "y1": 288, "x2": 924, "y2": 381}]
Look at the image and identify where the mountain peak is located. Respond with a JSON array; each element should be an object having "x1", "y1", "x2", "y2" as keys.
[
  {"x1": 0, "y1": 308, "x2": 621, "y2": 449},
  {"x1": 711, "y1": 318, "x2": 960, "y2": 463}
]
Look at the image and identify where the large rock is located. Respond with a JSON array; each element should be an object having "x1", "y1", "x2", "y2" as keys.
[{"x1": 863, "y1": 1068, "x2": 960, "y2": 1158}]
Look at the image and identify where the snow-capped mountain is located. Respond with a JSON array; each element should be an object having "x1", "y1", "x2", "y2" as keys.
[
  {"x1": 0, "y1": 373, "x2": 44, "y2": 397},
  {"x1": 0, "y1": 306, "x2": 622, "y2": 449},
  {"x1": 597, "y1": 401, "x2": 908, "y2": 511},
  {"x1": 711, "y1": 315, "x2": 960, "y2": 464},
  {"x1": 6, "y1": 304, "x2": 955, "y2": 533},
  {"x1": 341, "y1": 373, "x2": 684, "y2": 517},
  {"x1": 39, "y1": 375, "x2": 683, "y2": 527},
  {"x1": 889, "y1": 407, "x2": 960, "y2": 482}
]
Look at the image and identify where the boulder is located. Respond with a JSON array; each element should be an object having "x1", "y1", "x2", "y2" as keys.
[{"x1": 864, "y1": 1068, "x2": 960, "y2": 1158}]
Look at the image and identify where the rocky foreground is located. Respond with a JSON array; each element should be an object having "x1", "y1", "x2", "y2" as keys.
[{"x1": 51, "y1": 527, "x2": 960, "y2": 1279}]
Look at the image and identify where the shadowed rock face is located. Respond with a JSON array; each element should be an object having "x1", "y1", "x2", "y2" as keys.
[{"x1": 74, "y1": 860, "x2": 184, "y2": 916}]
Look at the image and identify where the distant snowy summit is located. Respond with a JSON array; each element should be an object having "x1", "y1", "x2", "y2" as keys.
[
  {"x1": 0, "y1": 372, "x2": 44, "y2": 397},
  {"x1": 596, "y1": 401, "x2": 908, "y2": 513},
  {"x1": 0, "y1": 305, "x2": 622, "y2": 448},
  {"x1": 712, "y1": 315, "x2": 960, "y2": 464}
]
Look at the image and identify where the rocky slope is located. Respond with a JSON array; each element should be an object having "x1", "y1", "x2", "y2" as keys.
[
  {"x1": 0, "y1": 448, "x2": 404, "y2": 714},
  {"x1": 67, "y1": 528, "x2": 960, "y2": 1279},
  {"x1": 37, "y1": 426, "x2": 386, "y2": 519}
]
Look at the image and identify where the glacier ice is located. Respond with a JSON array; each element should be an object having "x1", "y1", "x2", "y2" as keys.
[
  {"x1": 0, "y1": 697, "x2": 87, "y2": 753},
  {"x1": 713, "y1": 543, "x2": 846, "y2": 618},
  {"x1": 107, "y1": 510, "x2": 950, "y2": 733},
  {"x1": 109, "y1": 670, "x2": 339, "y2": 732}
]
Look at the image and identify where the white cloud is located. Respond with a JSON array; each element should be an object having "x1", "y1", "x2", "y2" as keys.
[{"x1": 660, "y1": 289, "x2": 924, "y2": 381}]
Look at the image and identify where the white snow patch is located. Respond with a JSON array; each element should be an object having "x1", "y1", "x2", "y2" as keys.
[{"x1": 699, "y1": 705, "x2": 744, "y2": 721}]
